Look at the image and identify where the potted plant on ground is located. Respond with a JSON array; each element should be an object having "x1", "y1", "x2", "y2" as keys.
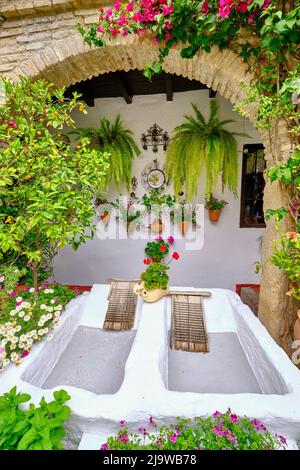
[
  {"x1": 205, "y1": 194, "x2": 228, "y2": 222},
  {"x1": 134, "y1": 237, "x2": 179, "y2": 303}
]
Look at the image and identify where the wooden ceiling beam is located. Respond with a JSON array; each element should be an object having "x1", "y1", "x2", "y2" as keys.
[
  {"x1": 165, "y1": 75, "x2": 173, "y2": 101},
  {"x1": 115, "y1": 73, "x2": 132, "y2": 104}
]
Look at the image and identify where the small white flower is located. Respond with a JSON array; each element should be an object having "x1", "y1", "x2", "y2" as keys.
[
  {"x1": 2, "y1": 359, "x2": 10, "y2": 368},
  {"x1": 44, "y1": 289, "x2": 49, "y2": 294},
  {"x1": 38, "y1": 320, "x2": 44, "y2": 327},
  {"x1": 16, "y1": 305, "x2": 22, "y2": 312},
  {"x1": 43, "y1": 328, "x2": 49, "y2": 334},
  {"x1": 10, "y1": 310, "x2": 16, "y2": 316},
  {"x1": 54, "y1": 311, "x2": 61, "y2": 318},
  {"x1": 15, "y1": 325, "x2": 21, "y2": 332},
  {"x1": 0, "y1": 274, "x2": 4, "y2": 282},
  {"x1": 29, "y1": 287, "x2": 35, "y2": 293},
  {"x1": 46, "y1": 313, "x2": 52, "y2": 320},
  {"x1": 50, "y1": 299, "x2": 56, "y2": 304},
  {"x1": 47, "y1": 334, "x2": 53, "y2": 341},
  {"x1": 38, "y1": 329, "x2": 44, "y2": 336},
  {"x1": 48, "y1": 307, "x2": 53, "y2": 312},
  {"x1": 18, "y1": 311, "x2": 25, "y2": 318},
  {"x1": 48, "y1": 289, "x2": 54, "y2": 294},
  {"x1": 40, "y1": 304, "x2": 46, "y2": 310},
  {"x1": 10, "y1": 343, "x2": 16, "y2": 350},
  {"x1": 11, "y1": 352, "x2": 19, "y2": 362},
  {"x1": 24, "y1": 315, "x2": 30, "y2": 322},
  {"x1": 16, "y1": 297, "x2": 22, "y2": 302}
]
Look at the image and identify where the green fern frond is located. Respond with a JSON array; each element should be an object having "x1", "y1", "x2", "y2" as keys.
[
  {"x1": 165, "y1": 100, "x2": 240, "y2": 200},
  {"x1": 72, "y1": 114, "x2": 140, "y2": 191}
]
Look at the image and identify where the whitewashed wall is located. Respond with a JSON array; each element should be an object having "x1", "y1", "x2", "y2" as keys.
[{"x1": 53, "y1": 90, "x2": 264, "y2": 290}]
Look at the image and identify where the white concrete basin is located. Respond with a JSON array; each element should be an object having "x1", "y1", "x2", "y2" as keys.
[{"x1": 1, "y1": 284, "x2": 300, "y2": 442}]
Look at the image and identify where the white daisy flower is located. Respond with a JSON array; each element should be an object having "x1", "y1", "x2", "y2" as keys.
[
  {"x1": 16, "y1": 305, "x2": 22, "y2": 312},
  {"x1": 50, "y1": 299, "x2": 56, "y2": 304},
  {"x1": 38, "y1": 320, "x2": 44, "y2": 327},
  {"x1": 16, "y1": 297, "x2": 22, "y2": 303},
  {"x1": 10, "y1": 310, "x2": 16, "y2": 316},
  {"x1": 48, "y1": 307, "x2": 53, "y2": 312},
  {"x1": 29, "y1": 288, "x2": 35, "y2": 293},
  {"x1": 38, "y1": 329, "x2": 44, "y2": 336},
  {"x1": 24, "y1": 315, "x2": 30, "y2": 322},
  {"x1": 18, "y1": 311, "x2": 25, "y2": 318},
  {"x1": 11, "y1": 352, "x2": 19, "y2": 362},
  {"x1": 10, "y1": 343, "x2": 16, "y2": 350},
  {"x1": 44, "y1": 289, "x2": 50, "y2": 294}
]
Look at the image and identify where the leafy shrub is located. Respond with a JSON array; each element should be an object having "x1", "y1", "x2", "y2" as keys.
[
  {"x1": 101, "y1": 410, "x2": 287, "y2": 450},
  {"x1": 0, "y1": 387, "x2": 71, "y2": 450},
  {"x1": 205, "y1": 194, "x2": 228, "y2": 211},
  {"x1": 141, "y1": 263, "x2": 169, "y2": 290},
  {"x1": 0, "y1": 283, "x2": 76, "y2": 369}
]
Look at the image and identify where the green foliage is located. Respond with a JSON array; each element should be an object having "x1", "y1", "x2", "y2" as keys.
[
  {"x1": 205, "y1": 193, "x2": 228, "y2": 211},
  {"x1": 0, "y1": 284, "x2": 76, "y2": 369},
  {"x1": 0, "y1": 387, "x2": 71, "y2": 450},
  {"x1": 145, "y1": 239, "x2": 169, "y2": 262},
  {"x1": 101, "y1": 410, "x2": 287, "y2": 450},
  {"x1": 141, "y1": 263, "x2": 169, "y2": 290},
  {"x1": 72, "y1": 115, "x2": 140, "y2": 190},
  {"x1": 0, "y1": 266, "x2": 25, "y2": 305},
  {"x1": 0, "y1": 77, "x2": 109, "y2": 286},
  {"x1": 141, "y1": 189, "x2": 174, "y2": 211},
  {"x1": 165, "y1": 101, "x2": 243, "y2": 200}
]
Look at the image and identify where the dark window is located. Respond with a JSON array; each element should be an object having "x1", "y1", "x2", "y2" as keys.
[{"x1": 240, "y1": 144, "x2": 266, "y2": 228}]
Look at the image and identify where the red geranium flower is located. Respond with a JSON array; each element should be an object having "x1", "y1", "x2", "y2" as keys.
[
  {"x1": 144, "y1": 258, "x2": 151, "y2": 265},
  {"x1": 159, "y1": 245, "x2": 167, "y2": 252},
  {"x1": 172, "y1": 251, "x2": 180, "y2": 260}
]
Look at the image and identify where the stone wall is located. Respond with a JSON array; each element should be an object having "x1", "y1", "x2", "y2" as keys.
[{"x1": 0, "y1": 0, "x2": 295, "y2": 347}]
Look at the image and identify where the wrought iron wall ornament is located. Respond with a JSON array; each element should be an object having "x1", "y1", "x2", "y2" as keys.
[{"x1": 141, "y1": 123, "x2": 169, "y2": 152}]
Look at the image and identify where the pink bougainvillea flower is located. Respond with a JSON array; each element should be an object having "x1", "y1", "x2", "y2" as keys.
[
  {"x1": 218, "y1": 0, "x2": 234, "y2": 18},
  {"x1": 155, "y1": 236, "x2": 163, "y2": 241},
  {"x1": 120, "y1": 420, "x2": 126, "y2": 427},
  {"x1": 230, "y1": 413, "x2": 238, "y2": 424},
  {"x1": 262, "y1": 0, "x2": 271, "y2": 9},
  {"x1": 119, "y1": 16, "x2": 126, "y2": 26},
  {"x1": 174, "y1": 428, "x2": 181, "y2": 436},
  {"x1": 251, "y1": 419, "x2": 267, "y2": 432},
  {"x1": 169, "y1": 433, "x2": 177, "y2": 443},
  {"x1": 97, "y1": 25, "x2": 104, "y2": 32},
  {"x1": 201, "y1": 0, "x2": 210, "y2": 14},
  {"x1": 138, "y1": 426, "x2": 148, "y2": 436},
  {"x1": 105, "y1": 8, "x2": 113, "y2": 18},
  {"x1": 126, "y1": 2, "x2": 134, "y2": 12},
  {"x1": 167, "y1": 236, "x2": 174, "y2": 244},
  {"x1": 172, "y1": 251, "x2": 180, "y2": 260},
  {"x1": 213, "y1": 410, "x2": 222, "y2": 417},
  {"x1": 277, "y1": 434, "x2": 287, "y2": 445},
  {"x1": 114, "y1": 1, "x2": 122, "y2": 11},
  {"x1": 236, "y1": 2, "x2": 248, "y2": 13},
  {"x1": 247, "y1": 12, "x2": 255, "y2": 24}
]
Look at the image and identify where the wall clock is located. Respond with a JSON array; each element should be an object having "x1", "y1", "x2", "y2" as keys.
[{"x1": 141, "y1": 159, "x2": 166, "y2": 190}]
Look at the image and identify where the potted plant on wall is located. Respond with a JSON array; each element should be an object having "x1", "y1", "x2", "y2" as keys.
[
  {"x1": 165, "y1": 100, "x2": 247, "y2": 201},
  {"x1": 142, "y1": 189, "x2": 174, "y2": 234},
  {"x1": 72, "y1": 115, "x2": 141, "y2": 191},
  {"x1": 205, "y1": 194, "x2": 228, "y2": 222},
  {"x1": 134, "y1": 236, "x2": 179, "y2": 303}
]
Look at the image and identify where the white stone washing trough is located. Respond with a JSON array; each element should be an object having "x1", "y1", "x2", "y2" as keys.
[{"x1": 1, "y1": 284, "x2": 300, "y2": 449}]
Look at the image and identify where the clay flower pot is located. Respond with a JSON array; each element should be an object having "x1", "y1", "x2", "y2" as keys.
[
  {"x1": 126, "y1": 220, "x2": 136, "y2": 234},
  {"x1": 149, "y1": 219, "x2": 165, "y2": 234},
  {"x1": 100, "y1": 211, "x2": 110, "y2": 225},
  {"x1": 208, "y1": 209, "x2": 222, "y2": 222},
  {"x1": 133, "y1": 281, "x2": 168, "y2": 303},
  {"x1": 178, "y1": 220, "x2": 190, "y2": 235}
]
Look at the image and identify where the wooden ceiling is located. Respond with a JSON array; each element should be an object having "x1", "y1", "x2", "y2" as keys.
[{"x1": 65, "y1": 69, "x2": 217, "y2": 106}]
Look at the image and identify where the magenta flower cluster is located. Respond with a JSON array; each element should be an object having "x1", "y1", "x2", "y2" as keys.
[{"x1": 95, "y1": 0, "x2": 272, "y2": 43}]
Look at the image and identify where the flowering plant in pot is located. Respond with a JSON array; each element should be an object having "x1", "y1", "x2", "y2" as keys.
[
  {"x1": 205, "y1": 194, "x2": 228, "y2": 223},
  {"x1": 142, "y1": 189, "x2": 174, "y2": 234},
  {"x1": 134, "y1": 236, "x2": 179, "y2": 303}
]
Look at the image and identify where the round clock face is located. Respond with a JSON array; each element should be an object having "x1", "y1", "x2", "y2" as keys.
[{"x1": 147, "y1": 168, "x2": 166, "y2": 189}]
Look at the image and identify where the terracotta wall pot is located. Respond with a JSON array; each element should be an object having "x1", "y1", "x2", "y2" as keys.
[
  {"x1": 126, "y1": 220, "x2": 136, "y2": 234},
  {"x1": 133, "y1": 281, "x2": 168, "y2": 303},
  {"x1": 208, "y1": 209, "x2": 222, "y2": 222},
  {"x1": 178, "y1": 220, "x2": 190, "y2": 235},
  {"x1": 149, "y1": 219, "x2": 165, "y2": 234},
  {"x1": 100, "y1": 211, "x2": 110, "y2": 225}
]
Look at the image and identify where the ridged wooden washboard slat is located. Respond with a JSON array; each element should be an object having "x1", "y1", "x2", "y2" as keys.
[
  {"x1": 170, "y1": 293, "x2": 209, "y2": 353},
  {"x1": 103, "y1": 280, "x2": 138, "y2": 331}
]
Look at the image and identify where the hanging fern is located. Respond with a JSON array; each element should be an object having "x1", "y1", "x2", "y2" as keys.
[
  {"x1": 72, "y1": 115, "x2": 140, "y2": 190},
  {"x1": 165, "y1": 100, "x2": 246, "y2": 201}
]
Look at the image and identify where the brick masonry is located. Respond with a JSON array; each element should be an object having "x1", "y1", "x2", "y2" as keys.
[{"x1": 0, "y1": 0, "x2": 295, "y2": 346}]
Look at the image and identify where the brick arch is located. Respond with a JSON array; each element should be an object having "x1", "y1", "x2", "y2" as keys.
[{"x1": 2, "y1": 23, "x2": 293, "y2": 346}]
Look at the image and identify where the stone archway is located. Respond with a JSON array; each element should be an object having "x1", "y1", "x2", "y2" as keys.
[{"x1": 0, "y1": 2, "x2": 294, "y2": 346}]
